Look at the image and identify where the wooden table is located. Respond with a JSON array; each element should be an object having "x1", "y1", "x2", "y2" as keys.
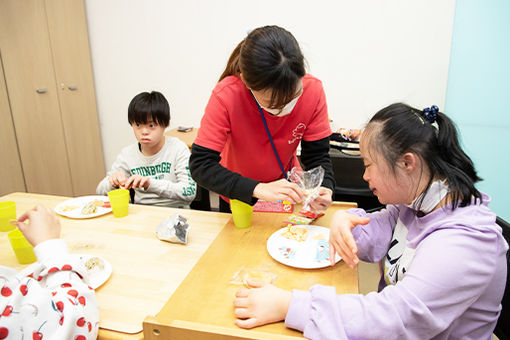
[
  {"x1": 0, "y1": 192, "x2": 230, "y2": 339},
  {"x1": 143, "y1": 201, "x2": 359, "y2": 339},
  {"x1": 165, "y1": 127, "x2": 198, "y2": 148}
]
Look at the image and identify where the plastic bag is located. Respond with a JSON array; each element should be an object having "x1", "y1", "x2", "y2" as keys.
[
  {"x1": 230, "y1": 266, "x2": 277, "y2": 287},
  {"x1": 288, "y1": 166, "x2": 324, "y2": 211},
  {"x1": 155, "y1": 213, "x2": 190, "y2": 244}
]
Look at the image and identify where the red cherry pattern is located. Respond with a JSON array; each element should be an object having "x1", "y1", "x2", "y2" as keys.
[
  {"x1": 61, "y1": 283, "x2": 72, "y2": 288},
  {"x1": 78, "y1": 296, "x2": 86, "y2": 306},
  {"x1": 0, "y1": 327, "x2": 8, "y2": 339},
  {"x1": 67, "y1": 289, "x2": 78, "y2": 298},
  {"x1": 32, "y1": 331, "x2": 43, "y2": 340},
  {"x1": 59, "y1": 315, "x2": 65, "y2": 326},
  {"x1": 75, "y1": 336, "x2": 86, "y2": 340},
  {"x1": 61, "y1": 264, "x2": 72, "y2": 271},
  {"x1": 2, "y1": 305, "x2": 12, "y2": 317},
  {"x1": 76, "y1": 317, "x2": 86, "y2": 327},
  {"x1": 87, "y1": 322, "x2": 92, "y2": 332},
  {"x1": 48, "y1": 267, "x2": 59, "y2": 273},
  {"x1": 1, "y1": 287, "x2": 12, "y2": 297},
  {"x1": 56, "y1": 301, "x2": 64, "y2": 312},
  {"x1": 20, "y1": 284, "x2": 28, "y2": 296}
]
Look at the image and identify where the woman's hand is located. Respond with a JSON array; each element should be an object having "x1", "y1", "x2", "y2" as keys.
[
  {"x1": 108, "y1": 171, "x2": 128, "y2": 188},
  {"x1": 15, "y1": 205, "x2": 61, "y2": 247},
  {"x1": 234, "y1": 279, "x2": 292, "y2": 329},
  {"x1": 308, "y1": 187, "x2": 333, "y2": 211},
  {"x1": 253, "y1": 179, "x2": 305, "y2": 204},
  {"x1": 329, "y1": 210, "x2": 370, "y2": 268}
]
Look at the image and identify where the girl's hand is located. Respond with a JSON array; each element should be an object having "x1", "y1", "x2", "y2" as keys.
[
  {"x1": 234, "y1": 279, "x2": 292, "y2": 329},
  {"x1": 16, "y1": 205, "x2": 61, "y2": 247},
  {"x1": 108, "y1": 171, "x2": 128, "y2": 188},
  {"x1": 308, "y1": 187, "x2": 333, "y2": 211},
  {"x1": 329, "y1": 210, "x2": 370, "y2": 268},
  {"x1": 253, "y1": 179, "x2": 305, "y2": 204},
  {"x1": 124, "y1": 175, "x2": 150, "y2": 190}
]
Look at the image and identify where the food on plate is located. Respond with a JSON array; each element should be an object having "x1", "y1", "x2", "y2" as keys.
[
  {"x1": 60, "y1": 205, "x2": 79, "y2": 212},
  {"x1": 84, "y1": 256, "x2": 104, "y2": 271},
  {"x1": 81, "y1": 202, "x2": 97, "y2": 215},
  {"x1": 281, "y1": 225, "x2": 308, "y2": 242},
  {"x1": 92, "y1": 200, "x2": 105, "y2": 207}
]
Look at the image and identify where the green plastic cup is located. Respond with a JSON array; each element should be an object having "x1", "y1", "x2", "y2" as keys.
[
  {"x1": 0, "y1": 201, "x2": 16, "y2": 232},
  {"x1": 230, "y1": 199, "x2": 253, "y2": 228},
  {"x1": 108, "y1": 189, "x2": 129, "y2": 217},
  {"x1": 8, "y1": 228, "x2": 36, "y2": 264}
]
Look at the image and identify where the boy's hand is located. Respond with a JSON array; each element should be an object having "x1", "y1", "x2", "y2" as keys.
[
  {"x1": 328, "y1": 210, "x2": 370, "y2": 268},
  {"x1": 124, "y1": 175, "x2": 150, "y2": 190},
  {"x1": 234, "y1": 279, "x2": 291, "y2": 329},
  {"x1": 16, "y1": 205, "x2": 61, "y2": 247},
  {"x1": 108, "y1": 171, "x2": 128, "y2": 188}
]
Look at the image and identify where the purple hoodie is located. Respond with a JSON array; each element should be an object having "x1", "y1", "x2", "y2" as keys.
[{"x1": 285, "y1": 194, "x2": 507, "y2": 339}]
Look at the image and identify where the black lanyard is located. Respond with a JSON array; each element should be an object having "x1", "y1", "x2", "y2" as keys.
[{"x1": 252, "y1": 94, "x2": 290, "y2": 180}]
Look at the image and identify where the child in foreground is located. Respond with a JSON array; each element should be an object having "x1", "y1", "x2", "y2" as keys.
[
  {"x1": 96, "y1": 91, "x2": 196, "y2": 208},
  {"x1": 233, "y1": 103, "x2": 507, "y2": 339},
  {"x1": 0, "y1": 205, "x2": 99, "y2": 339}
]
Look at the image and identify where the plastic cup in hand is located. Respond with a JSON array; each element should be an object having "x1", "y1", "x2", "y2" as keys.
[
  {"x1": 108, "y1": 189, "x2": 129, "y2": 217},
  {"x1": 8, "y1": 228, "x2": 36, "y2": 264},
  {"x1": 230, "y1": 199, "x2": 253, "y2": 228},
  {"x1": 0, "y1": 201, "x2": 16, "y2": 232}
]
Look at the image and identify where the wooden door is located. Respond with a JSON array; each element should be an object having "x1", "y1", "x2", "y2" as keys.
[
  {"x1": 45, "y1": 0, "x2": 106, "y2": 196},
  {"x1": 0, "y1": 0, "x2": 74, "y2": 196},
  {"x1": 0, "y1": 56, "x2": 26, "y2": 196}
]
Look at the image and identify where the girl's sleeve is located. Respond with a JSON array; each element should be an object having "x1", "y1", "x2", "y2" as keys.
[
  {"x1": 96, "y1": 150, "x2": 131, "y2": 195},
  {"x1": 347, "y1": 205, "x2": 399, "y2": 263},
  {"x1": 0, "y1": 239, "x2": 99, "y2": 339},
  {"x1": 147, "y1": 142, "x2": 197, "y2": 202},
  {"x1": 286, "y1": 226, "x2": 504, "y2": 339}
]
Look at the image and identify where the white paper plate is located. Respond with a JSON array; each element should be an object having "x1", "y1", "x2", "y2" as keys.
[
  {"x1": 78, "y1": 254, "x2": 112, "y2": 289},
  {"x1": 267, "y1": 225, "x2": 341, "y2": 269},
  {"x1": 55, "y1": 196, "x2": 112, "y2": 219}
]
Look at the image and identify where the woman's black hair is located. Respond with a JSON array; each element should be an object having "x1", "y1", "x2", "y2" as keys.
[
  {"x1": 219, "y1": 25, "x2": 306, "y2": 109},
  {"x1": 365, "y1": 103, "x2": 482, "y2": 210},
  {"x1": 128, "y1": 91, "x2": 170, "y2": 127}
]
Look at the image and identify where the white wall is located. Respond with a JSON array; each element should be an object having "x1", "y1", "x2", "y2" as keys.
[{"x1": 84, "y1": 0, "x2": 455, "y2": 170}]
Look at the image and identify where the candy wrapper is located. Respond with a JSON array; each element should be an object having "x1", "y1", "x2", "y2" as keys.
[
  {"x1": 289, "y1": 166, "x2": 325, "y2": 212},
  {"x1": 155, "y1": 213, "x2": 190, "y2": 244}
]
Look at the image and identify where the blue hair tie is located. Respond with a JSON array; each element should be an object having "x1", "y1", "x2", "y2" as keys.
[{"x1": 422, "y1": 105, "x2": 439, "y2": 124}]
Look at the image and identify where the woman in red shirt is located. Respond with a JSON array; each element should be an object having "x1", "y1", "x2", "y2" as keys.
[{"x1": 190, "y1": 25, "x2": 335, "y2": 212}]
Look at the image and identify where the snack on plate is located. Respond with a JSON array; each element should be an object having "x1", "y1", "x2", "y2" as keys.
[
  {"x1": 81, "y1": 202, "x2": 97, "y2": 215},
  {"x1": 93, "y1": 200, "x2": 105, "y2": 207},
  {"x1": 156, "y1": 213, "x2": 190, "y2": 244},
  {"x1": 60, "y1": 205, "x2": 79, "y2": 212},
  {"x1": 281, "y1": 225, "x2": 308, "y2": 242},
  {"x1": 84, "y1": 256, "x2": 104, "y2": 271},
  {"x1": 230, "y1": 266, "x2": 277, "y2": 286}
]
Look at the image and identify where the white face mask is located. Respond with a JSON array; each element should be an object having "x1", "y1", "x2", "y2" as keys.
[
  {"x1": 407, "y1": 179, "x2": 449, "y2": 214},
  {"x1": 252, "y1": 91, "x2": 301, "y2": 117}
]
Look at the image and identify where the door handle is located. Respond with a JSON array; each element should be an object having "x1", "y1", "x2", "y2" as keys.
[{"x1": 36, "y1": 88, "x2": 48, "y2": 94}]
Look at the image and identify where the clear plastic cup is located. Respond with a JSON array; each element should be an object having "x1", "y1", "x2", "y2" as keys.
[
  {"x1": 230, "y1": 199, "x2": 253, "y2": 228},
  {"x1": 108, "y1": 189, "x2": 129, "y2": 217},
  {"x1": 0, "y1": 201, "x2": 16, "y2": 232},
  {"x1": 8, "y1": 228, "x2": 36, "y2": 264}
]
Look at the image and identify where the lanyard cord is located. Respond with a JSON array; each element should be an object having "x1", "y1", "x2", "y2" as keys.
[{"x1": 252, "y1": 94, "x2": 288, "y2": 180}]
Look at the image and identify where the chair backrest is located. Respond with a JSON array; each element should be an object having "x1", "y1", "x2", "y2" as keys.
[{"x1": 495, "y1": 216, "x2": 510, "y2": 340}]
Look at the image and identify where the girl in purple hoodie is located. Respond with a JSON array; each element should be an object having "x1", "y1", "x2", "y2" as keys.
[{"x1": 233, "y1": 103, "x2": 507, "y2": 340}]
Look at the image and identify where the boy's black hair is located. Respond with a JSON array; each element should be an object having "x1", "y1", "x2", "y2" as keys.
[
  {"x1": 128, "y1": 91, "x2": 170, "y2": 127},
  {"x1": 366, "y1": 103, "x2": 482, "y2": 210}
]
